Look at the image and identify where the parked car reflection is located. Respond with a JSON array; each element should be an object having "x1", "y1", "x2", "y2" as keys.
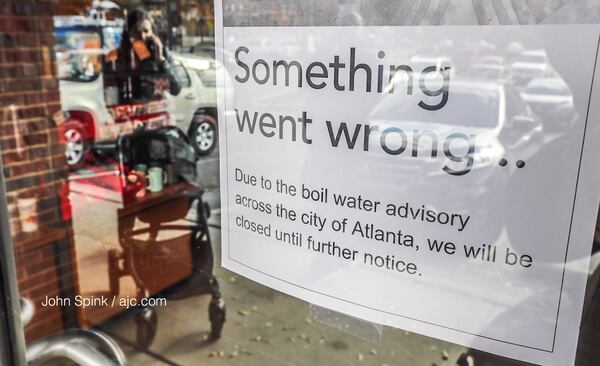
[
  {"x1": 520, "y1": 77, "x2": 577, "y2": 132},
  {"x1": 170, "y1": 52, "x2": 235, "y2": 156},
  {"x1": 466, "y1": 64, "x2": 509, "y2": 82},
  {"x1": 510, "y1": 49, "x2": 554, "y2": 87},
  {"x1": 477, "y1": 55, "x2": 505, "y2": 66},
  {"x1": 368, "y1": 80, "x2": 542, "y2": 173},
  {"x1": 358, "y1": 81, "x2": 542, "y2": 243}
]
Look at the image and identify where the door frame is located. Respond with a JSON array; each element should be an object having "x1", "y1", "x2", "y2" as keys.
[{"x1": 0, "y1": 156, "x2": 28, "y2": 366}]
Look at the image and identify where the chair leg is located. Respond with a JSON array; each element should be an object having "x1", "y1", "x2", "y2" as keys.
[
  {"x1": 135, "y1": 306, "x2": 157, "y2": 350},
  {"x1": 208, "y1": 277, "x2": 225, "y2": 340},
  {"x1": 108, "y1": 249, "x2": 121, "y2": 295}
]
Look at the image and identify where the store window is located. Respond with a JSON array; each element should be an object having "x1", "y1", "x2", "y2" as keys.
[
  {"x1": 55, "y1": 29, "x2": 102, "y2": 81},
  {"x1": 0, "y1": 1, "x2": 600, "y2": 366}
]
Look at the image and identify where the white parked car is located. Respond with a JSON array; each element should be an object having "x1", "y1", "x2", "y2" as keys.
[
  {"x1": 477, "y1": 55, "x2": 504, "y2": 66},
  {"x1": 60, "y1": 57, "x2": 220, "y2": 170},
  {"x1": 510, "y1": 50, "x2": 554, "y2": 87},
  {"x1": 170, "y1": 54, "x2": 222, "y2": 156},
  {"x1": 56, "y1": 17, "x2": 224, "y2": 170},
  {"x1": 520, "y1": 77, "x2": 577, "y2": 131},
  {"x1": 466, "y1": 64, "x2": 508, "y2": 83},
  {"x1": 409, "y1": 55, "x2": 455, "y2": 74}
]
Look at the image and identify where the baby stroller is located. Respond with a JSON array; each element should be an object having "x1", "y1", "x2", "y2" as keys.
[{"x1": 107, "y1": 126, "x2": 225, "y2": 349}]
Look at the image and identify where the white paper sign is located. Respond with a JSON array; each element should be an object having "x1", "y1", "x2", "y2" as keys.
[{"x1": 215, "y1": 19, "x2": 600, "y2": 365}]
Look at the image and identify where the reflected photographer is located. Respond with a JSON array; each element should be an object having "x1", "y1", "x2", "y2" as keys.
[{"x1": 105, "y1": 8, "x2": 181, "y2": 101}]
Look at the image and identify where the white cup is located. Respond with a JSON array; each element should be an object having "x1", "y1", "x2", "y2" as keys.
[{"x1": 17, "y1": 198, "x2": 38, "y2": 233}]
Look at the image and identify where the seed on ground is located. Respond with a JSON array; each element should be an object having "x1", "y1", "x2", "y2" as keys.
[{"x1": 442, "y1": 350, "x2": 449, "y2": 360}]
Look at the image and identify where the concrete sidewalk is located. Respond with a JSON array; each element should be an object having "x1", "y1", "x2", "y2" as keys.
[{"x1": 101, "y1": 212, "x2": 466, "y2": 366}]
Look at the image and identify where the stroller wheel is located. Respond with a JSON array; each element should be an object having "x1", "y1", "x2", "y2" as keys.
[
  {"x1": 208, "y1": 298, "x2": 226, "y2": 340},
  {"x1": 135, "y1": 307, "x2": 158, "y2": 349}
]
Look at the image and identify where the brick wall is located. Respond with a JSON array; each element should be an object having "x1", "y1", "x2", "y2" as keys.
[{"x1": 0, "y1": 0, "x2": 79, "y2": 342}]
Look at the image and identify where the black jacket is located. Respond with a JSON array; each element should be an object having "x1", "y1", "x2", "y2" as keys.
[
  {"x1": 136, "y1": 46, "x2": 181, "y2": 96},
  {"x1": 104, "y1": 39, "x2": 182, "y2": 103}
]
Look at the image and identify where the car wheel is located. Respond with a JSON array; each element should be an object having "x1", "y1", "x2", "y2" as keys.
[
  {"x1": 190, "y1": 115, "x2": 217, "y2": 156},
  {"x1": 63, "y1": 120, "x2": 91, "y2": 170}
]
